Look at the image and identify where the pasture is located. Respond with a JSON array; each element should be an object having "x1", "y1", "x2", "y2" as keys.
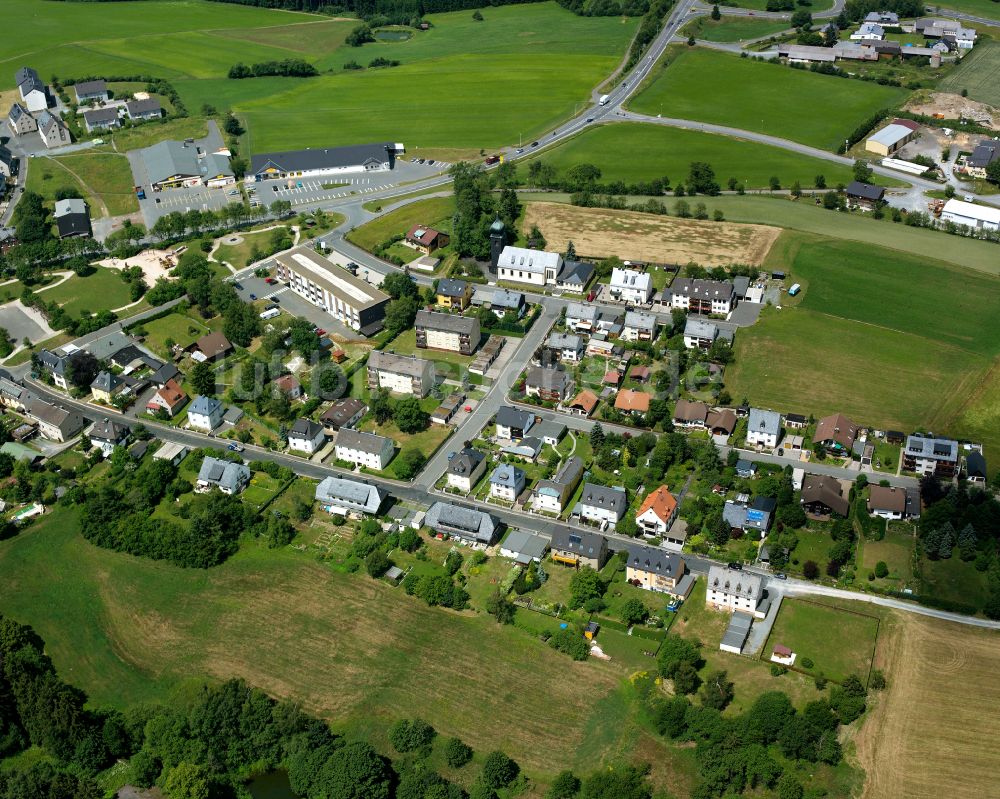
[
  {"x1": 763, "y1": 598, "x2": 880, "y2": 684},
  {"x1": 521, "y1": 122, "x2": 859, "y2": 188},
  {"x1": 522, "y1": 200, "x2": 781, "y2": 265},
  {"x1": 629, "y1": 47, "x2": 908, "y2": 150},
  {"x1": 682, "y1": 16, "x2": 791, "y2": 43},
  {"x1": 938, "y1": 40, "x2": 1000, "y2": 108},
  {"x1": 854, "y1": 613, "x2": 1000, "y2": 799},
  {"x1": 0, "y1": 507, "x2": 646, "y2": 777}
]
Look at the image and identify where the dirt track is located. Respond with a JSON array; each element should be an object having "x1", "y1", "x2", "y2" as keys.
[{"x1": 523, "y1": 201, "x2": 780, "y2": 266}]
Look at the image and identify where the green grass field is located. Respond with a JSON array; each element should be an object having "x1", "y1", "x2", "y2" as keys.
[
  {"x1": 938, "y1": 40, "x2": 1000, "y2": 108},
  {"x1": 521, "y1": 123, "x2": 860, "y2": 189},
  {"x1": 629, "y1": 47, "x2": 908, "y2": 151},
  {"x1": 860, "y1": 527, "x2": 915, "y2": 585},
  {"x1": 133, "y1": 309, "x2": 215, "y2": 358},
  {"x1": 347, "y1": 196, "x2": 455, "y2": 251},
  {"x1": 936, "y1": 0, "x2": 1000, "y2": 20},
  {"x1": 45, "y1": 152, "x2": 138, "y2": 217},
  {"x1": 41, "y1": 268, "x2": 137, "y2": 316},
  {"x1": 682, "y1": 16, "x2": 790, "y2": 43},
  {"x1": 764, "y1": 599, "x2": 880, "y2": 684}
]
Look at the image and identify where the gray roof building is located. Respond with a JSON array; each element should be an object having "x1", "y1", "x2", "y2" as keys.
[
  {"x1": 490, "y1": 463, "x2": 525, "y2": 490},
  {"x1": 436, "y1": 278, "x2": 469, "y2": 298},
  {"x1": 90, "y1": 418, "x2": 130, "y2": 445},
  {"x1": 125, "y1": 98, "x2": 162, "y2": 119},
  {"x1": 846, "y1": 181, "x2": 885, "y2": 202},
  {"x1": 315, "y1": 475, "x2": 385, "y2": 515},
  {"x1": 550, "y1": 528, "x2": 606, "y2": 559},
  {"x1": 723, "y1": 500, "x2": 748, "y2": 530},
  {"x1": 448, "y1": 447, "x2": 485, "y2": 478},
  {"x1": 197, "y1": 457, "x2": 250, "y2": 493},
  {"x1": 189, "y1": 395, "x2": 223, "y2": 418},
  {"x1": 320, "y1": 398, "x2": 367, "y2": 430},
  {"x1": 577, "y1": 483, "x2": 628, "y2": 516},
  {"x1": 83, "y1": 107, "x2": 119, "y2": 130},
  {"x1": 53, "y1": 198, "x2": 90, "y2": 238},
  {"x1": 414, "y1": 309, "x2": 478, "y2": 336},
  {"x1": 250, "y1": 143, "x2": 397, "y2": 178},
  {"x1": 904, "y1": 434, "x2": 958, "y2": 462},
  {"x1": 424, "y1": 501, "x2": 499, "y2": 545},
  {"x1": 289, "y1": 417, "x2": 324, "y2": 441},
  {"x1": 500, "y1": 529, "x2": 550, "y2": 564},
  {"x1": 335, "y1": 427, "x2": 393, "y2": 455},
  {"x1": 624, "y1": 543, "x2": 684, "y2": 580},
  {"x1": 566, "y1": 302, "x2": 599, "y2": 325},
  {"x1": 684, "y1": 319, "x2": 718, "y2": 340},
  {"x1": 90, "y1": 370, "x2": 123, "y2": 394},
  {"x1": 748, "y1": 408, "x2": 782, "y2": 438},
  {"x1": 141, "y1": 140, "x2": 233, "y2": 188},
  {"x1": 368, "y1": 349, "x2": 434, "y2": 379},
  {"x1": 708, "y1": 564, "x2": 762, "y2": 601},
  {"x1": 73, "y1": 79, "x2": 107, "y2": 100},
  {"x1": 496, "y1": 405, "x2": 534, "y2": 431}
]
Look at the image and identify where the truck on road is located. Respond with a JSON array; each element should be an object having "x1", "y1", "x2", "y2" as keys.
[{"x1": 599, "y1": 94, "x2": 610, "y2": 106}]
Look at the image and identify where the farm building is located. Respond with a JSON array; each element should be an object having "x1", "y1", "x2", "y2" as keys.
[
  {"x1": 865, "y1": 119, "x2": 919, "y2": 157},
  {"x1": 940, "y1": 199, "x2": 1000, "y2": 231}
]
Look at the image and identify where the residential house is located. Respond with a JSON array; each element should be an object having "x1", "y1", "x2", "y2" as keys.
[
  {"x1": 36, "y1": 111, "x2": 70, "y2": 149},
  {"x1": 125, "y1": 98, "x2": 163, "y2": 122},
  {"x1": 424, "y1": 502, "x2": 500, "y2": 546},
  {"x1": 273, "y1": 374, "x2": 302, "y2": 401},
  {"x1": 565, "y1": 302, "x2": 599, "y2": 333},
  {"x1": 865, "y1": 10, "x2": 899, "y2": 23},
  {"x1": 15, "y1": 67, "x2": 48, "y2": 112},
  {"x1": 447, "y1": 448, "x2": 487, "y2": 493},
  {"x1": 851, "y1": 21, "x2": 885, "y2": 40},
  {"x1": 574, "y1": 483, "x2": 627, "y2": 526},
  {"x1": 629, "y1": 366, "x2": 650, "y2": 383},
  {"x1": 89, "y1": 418, "x2": 130, "y2": 456},
  {"x1": 7, "y1": 103, "x2": 37, "y2": 136},
  {"x1": 550, "y1": 528, "x2": 608, "y2": 569},
  {"x1": 433, "y1": 278, "x2": 470, "y2": 310},
  {"x1": 621, "y1": 311, "x2": 658, "y2": 342},
  {"x1": 746, "y1": 408, "x2": 781, "y2": 449},
  {"x1": 415, "y1": 310, "x2": 479, "y2": 355},
  {"x1": 706, "y1": 408, "x2": 737, "y2": 437},
  {"x1": 614, "y1": 388, "x2": 650, "y2": 416},
  {"x1": 903, "y1": 434, "x2": 959, "y2": 477},
  {"x1": 335, "y1": 428, "x2": 395, "y2": 470},
  {"x1": 367, "y1": 350, "x2": 435, "y2": 397},
  {"x1": 38, "y1": 348, "x2": 70, "y2": 389},
  {"x1": 0, "y1": 376, "x2": 31, "y2": 411},
  {"x1": 499, "y1": 530, "x2": 550, "y2": 565},
  {"x1": 489, "y1": 463, "x2": 525, "y2": 502},
  {"x1": 90, "y1": 371, "x2": 125, "y2": 404},
  {"x1": 83, "y1": 107, "x2": 120, "y2": 133},
  {"x1": 406, "y1": 224, "x2": 450, "y2": 255},
  {"x1": 314, "y1": 475, "x2": 385, "y2": 515},
  {"x1": 865, "y1": 119, "x2": 920, "y2": 156},
  {"x1": 287, "y1": 418, "x2": 326, "y2": 454},
  {"x1": 706, "y1": 564, "x2": 764, "y2": 617},
  {"x1": 846, "y1": 181, "x2": 886, "y2": 210},
  {"x1": 557, "y1": 259, "x2": 594, "y2": 293},
  {"x1": 723, "y1": 500, "x2": 749, "y2": 534},
  {"x1": 814, "y1": 413, "x2": 859, "y2": 454},
  {"x1": 501, "y1": 436, "x2": 543, "y2": 462},
  {"x1": 736, "y1": 459, "x2": 757, "y2": 478},
  {"x1": 965, "y1": 142, "x2": 1000, "y2": 180},
  {"x1": 320, "y1": 398, "x2": 367, "y2": 432},
  {"x1": 546, "y1": 332, "x2": 584, "y2": 363},
  {"x1": 745, "y1": 496, "x2": 775, "y2": 534},
  {"x1": 673, "y1": 399, "x2": 709, "y2": 429},
  {"x1": 27, "y1": 399, "x2": 84, "y2": 442},
  {"x1": 53, "y1": 198, "x2": 91, "y2": 238},
  {"x1": 146, "y1": 379, "x2": 187, "y2": 417},
  {"x1": 477, "y1": 288, "x2": 524, "y2": 319},
  {"x1": 669, "y1": 278, "x2": 735, "y2": 315},
  {"x1": 0, "y1": 146, "x2": 12, "y2": 181},
  {"x1": 496, "y1": 246, "x2": 562, "y2": 287},
  {"x1": 566, "y1": 389, "x2": 598, "y2": 417},
  {"x1": 915, "y1": 17, "x2": 977, "y2": 47},
  {"x1": 495, "y1": 406, "x2": 535, "y2": 440},
  {"x1": 197, "y1": 457, "x2": 251, "y2": 495},
  {"x1": 683, "y1": 319, "x2": 719, "y2": 349},
  {"x1": 534, "y1": 420, "x2": 565, "y2": 447},
  {"x1": 800, "y1": 474, "x2": 850, "y2": 517},
  {"x1": 966, "y1": 451, "x2": 988, "y2": 485},
  {"x1": 625, "y1": 544, "x2": 687, "y2": 595},
  {"x1": 74, "y1": 79, "x2": 108, "y2": 103},
  {"x1": 636, "y1": 485, "x2": 678, "y2": 536},
  {"x1": 534, "y1": 456, "x2": 583, "y2": 514},
  {"x1": 187, "y1": 395, "x2": 224, "y2": 432},
  {"x1": 785, "y1": 413, "x2": 807, "y2": 429},
  {"x1": 194, "y1": 331, "x2": 233, "y2": 362},
  {"x1": 150, "y1": 362, "x2": 180, "y2": 387},
  {"x1": 867, "y1": 484, "x2": 908, "y2": 520},
  {"x1": 609, "y1": 267, "x2": 652, "y2": 305},
  {"x1": 273, "y1": 246, "x2": 389, "y2": 335},
  {"x1": 524, "y1": 366, "x2": 571, "y2": 402}
]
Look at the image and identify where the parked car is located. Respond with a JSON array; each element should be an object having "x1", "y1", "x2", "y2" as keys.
[
  {"x1": 315, "y1": 328, "x2": 326, "y2": 336},
  {"x1": 233, "y1": 282, "x2": 243, "y2": 290},
  {"x1": 227, "y1": 443, "x2": 244, "y2": 452},
  {"x1": 134, "y1": 186, "x2": 146, "y2": 200},
  {"x1": 249, "y1": 293, "x2": 257, "y2": 300},
  {"x1": 727, "y1": 562, "x2": 743, "y2": 571},
  {"x1": 264, "y1": 277, "x2": 277, "y2": 285},
  {"x1": 774, "y1": 573, "x2": 787, "y2": 580}
]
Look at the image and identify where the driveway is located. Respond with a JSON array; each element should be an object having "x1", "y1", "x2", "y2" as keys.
[{"x1": 0, "y1": 301, "x2": 56, "y2": 345}]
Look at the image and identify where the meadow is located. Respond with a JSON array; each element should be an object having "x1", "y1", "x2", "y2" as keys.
[
  {"x1": 41, "y1": 267, "x2": 137, "y2": 316},
  {"x1": 682, "y1": 16, "x2": 791, "y2": 43},
  {"x1": 938, "y1": 40, "x2": 1000, "y2": 108},
  {"x1": 347, "y1": 195, "x2": 455, "y2": 251},
  {"x1": 763, "y1": 599, "x2": 880, "y2": 684},
  {"x1": 27, "y1": 152, "x2": 138, "y2": 218},
  {"x1": 629, "y1": 47, "x2": 909, "y2": 151},
  {"x1": 520, "y1": 122, "x2": 860, "y2": 189}
]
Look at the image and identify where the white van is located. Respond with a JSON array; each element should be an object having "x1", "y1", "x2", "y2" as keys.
[{"x1": 259, "y1": 308, "x2": 280, "y2": 320}]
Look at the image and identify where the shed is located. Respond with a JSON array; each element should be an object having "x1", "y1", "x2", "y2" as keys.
[{"x1": 720, "y1": 612, "x2": 753, "y2": 654}]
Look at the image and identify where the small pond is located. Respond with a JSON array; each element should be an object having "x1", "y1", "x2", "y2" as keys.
[
  {"x1": 246, "y1": 770, "x2": 297, "y2": 799},
  {"x1": 374, "y1": 28, "x2": 413, "y2": 41}
]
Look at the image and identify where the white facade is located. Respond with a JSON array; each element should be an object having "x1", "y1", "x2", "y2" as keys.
[
  {"x1": 706, "y1": 566, "x2": 764, "y2": 618},
  {"x1": 423, "y1": 328, "x2": 463, "y2": 352},
  {"x1": 288, "y1": 429, "x2": 326, "y2": 454},
  {"x1": 22, "y1": 88, "x2": 47, "y2": 113},
  {"x1": 188, "y1": 407, "x2": 223, "y2": 432},
  {"x1": 374, "y1": 368, "x2": 418, "y2": 395},
  {"x1": 941, "y1": 199, "x2": 1000, "y2": 231},
  {"x1": 335, "y1": 432, "x2": 394, "y2": 470},
  {"x1": 533, "y1": 487, "x2": 563, "y2": 514},
  {"x1": 496, "y1": 246, "x2": 562, "y2": 287},
  {"x1": 609, "y1": 268, "x2": 652, "y2": 304},
  {"x1": 490, "y1": 480, "x2": 520, "y2": 502}
]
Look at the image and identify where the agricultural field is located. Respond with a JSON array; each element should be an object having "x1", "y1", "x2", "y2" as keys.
[
  {"x1": 522, "y1": 201, "x2": 781, "y2": 265},
  {"x1": 347, "y1": 196, "x2": 455, "y2": 252},
  {"x1": 40, "y1": 267, "x2": 138, "y2": 316},
  {"x1": 938, "y1": 40, "x2": 1000, "y2": 108},
  {"x1": 629, "y1": 47, "x2": 909, "y2": 151},
  {"x1": 763, "y1": 598, "x2": 880, "y2": 684},
  {"x1": 854, "y1": 613, "x2": 1000, "y2": 799},
  {"x1": 520, "y1": 123, "x2": 860, "y2": 188},
  {"x1": 682, "y1": 15, "x2": 791, "y2": 43}
]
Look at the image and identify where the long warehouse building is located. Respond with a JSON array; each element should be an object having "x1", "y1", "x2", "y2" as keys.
[
  {"x1": 249, "y1": 143, "x2": 403, "y2": 181},
  {"x1": 273, "y1": 246, "x2": 390, "y2": 336}
]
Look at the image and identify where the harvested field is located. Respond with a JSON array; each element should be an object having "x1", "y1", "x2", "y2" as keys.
[
  {"x1": 856, "y1": 613, "x2": 1000, "y2": 799},
  {"x1": 522, "y1": 201, "x2": 780, "y2": 266}
]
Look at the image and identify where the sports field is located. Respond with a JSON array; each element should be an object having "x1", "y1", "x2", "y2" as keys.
[
  {"x1": 629, "y1": 47, "x2": 909, "y2": 151},
  {"x1": 0, "y1": 507, "x2": 652, "y2": 776},
  {"x1": 938, "y1": 40, "x2": 1000, "y2": 108},
  {"x1": 854, "y1": 613, "x2": 1000, "y2": 799},
  {"x1": 522, "y1": 123, "x2": 860, "y2": 189},
  {"x1": 764, "y1": 599, "x2": 880, "y2": 684}
]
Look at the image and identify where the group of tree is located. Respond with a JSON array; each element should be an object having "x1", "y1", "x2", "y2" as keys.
[
  {"x1": 370, "y1": 388, "x2": 430, "y2": 435},
  {"x1": 380, "y1": 271, "x2": 422, "y2": 337},
  {"x1": 228, "y1": 58, "x2": 319, "y2": 78},
  {"x1": 449, "y1": 161, "x2": 520, "y2": 258}
]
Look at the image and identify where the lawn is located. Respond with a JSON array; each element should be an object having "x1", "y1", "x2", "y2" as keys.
[
  {"x1": 938, "y1": 40, "x2": 1000, "y2": 109},
  {"x1": 347, "y1": 196, "x2": 455, "y2": 252},
  {"x1": 387, "y1": 328, "x2": 481, "y2": 368},
  {"x1": 41, "y1": 267, "x2": 136, "y2": 316},
  {"x1": 682, "y1": 16, "x2": 791, "y2": 43},
  {"x1": 522, "y1": 123, "x2": 860, "y2": 190},
  {"x1": 629, "y1": 47, "x2": 909, "y2": 151},
  {"x1": 109, "y1": 117, "x2": 210, "y2": 153},
  {"x1": 135, "y1": 309, "x2": 216, "y2": 358},
  {"x1": 860, "y1": 527, "x2": 915, "y2": 586},
  {"x1": 763, "y1": 598, "x2": 880, "y2": 684},
  {"x1": 44, "y1": 151, "x2": 139, "y2": 217},
  {"x1": 918, "y1": 555, "x2": 991, "y2": 610},
  {"x1": 357, "y1": 414, "x2": 453, "y2": 470},
  {"x1": 214, "y1": 226, "x2": 293, "y2": 270},
  {"x1": 0, "y1": 505, "x2": 652, "y2": 777}
]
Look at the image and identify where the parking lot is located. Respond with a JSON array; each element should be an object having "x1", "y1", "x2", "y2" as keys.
[{"x1": 229, "y1": 273, "x2": 359, "y2": 340}]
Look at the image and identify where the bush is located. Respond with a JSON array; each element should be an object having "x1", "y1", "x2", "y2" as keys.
[
  {"x1": 874, "y1": 560, "x2": 889, "y2": 578},
  {"x1": 387, "y1": 718, "x2": 436, "y2": 753},
  {"x1": 801, "y1": 657, "x2": 814, "y2": 670},
  {"x1": 481, "y1": 750, "x2": 519, "y2": 789},
  {"x1": 444, "y1": 736, "x2": 473, "y2": 768}
]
